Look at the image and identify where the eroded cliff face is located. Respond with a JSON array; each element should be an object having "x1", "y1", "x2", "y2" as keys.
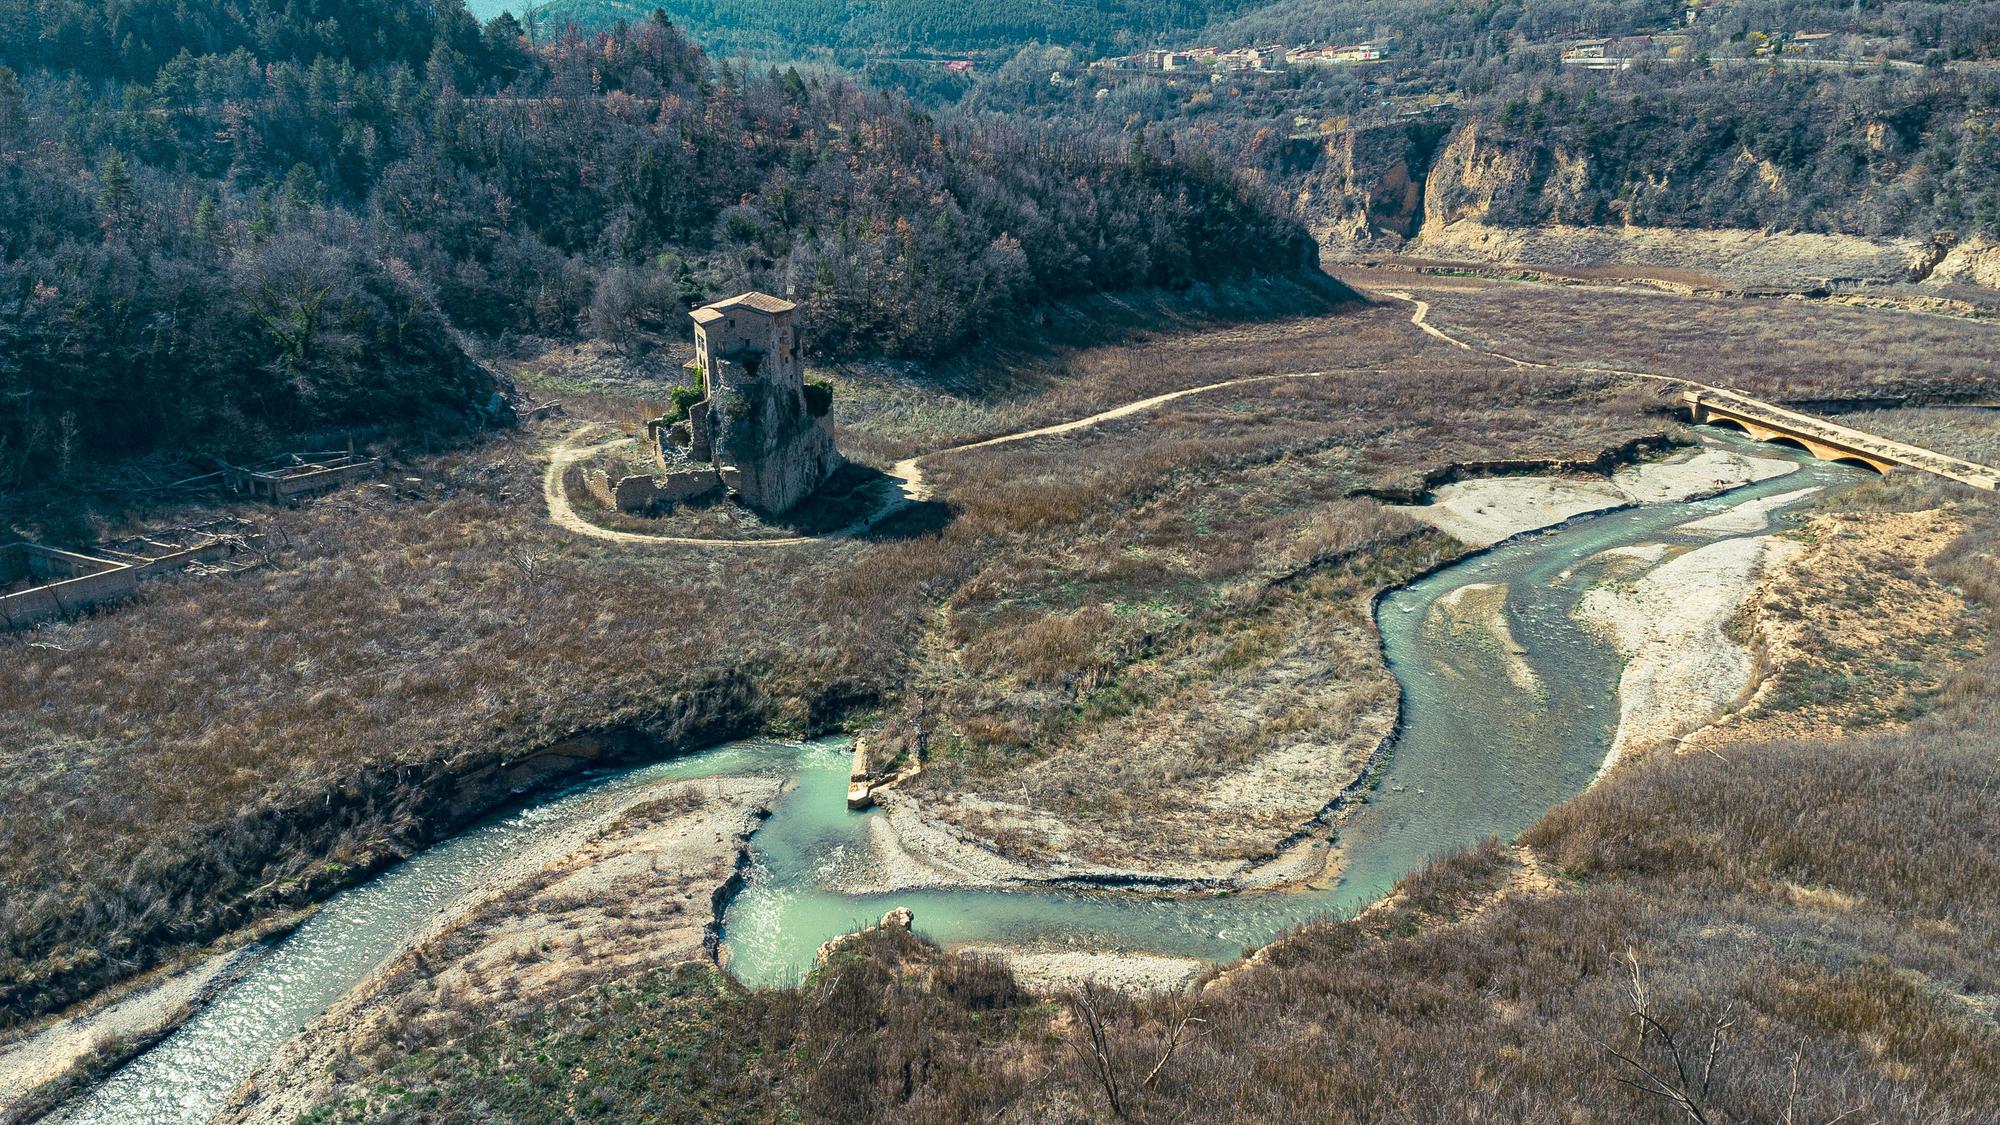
[
  {"x1": 1292, "y1": 122, "x2": 1447, "y2": 245},
  {"x1": 1300, "y1": 120, "x2": 1618, "y2": 242},
  {"x1": 1304, "y1": 117, "x2": 1999, "y2": 295},
  {"x1": 1415, "y1": 120, "x2": 1799, "y2": 234},
  {"x1": 1413, "y1": 117, "x2": 1908, "y2": 238},
  {"x1": 1927, "y1": 237, "x2": 2000, "y2": 289}
]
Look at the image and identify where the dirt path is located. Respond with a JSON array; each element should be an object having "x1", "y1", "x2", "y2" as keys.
[
  {"x1": 543, "y1": 289, "x2": 1997, "y2": 549},
  {"x1": 1382, "y1": 290, "x2": 2000, "y2": 490},
  {"x1": 545, "y1": 370, "x2": 1334, "y2": 548}
]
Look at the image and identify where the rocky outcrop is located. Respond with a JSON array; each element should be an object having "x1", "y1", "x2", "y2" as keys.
[
  {"x1": 1924, "y1": 236, "x2": 2000, "y2": 289},
  {"x1": 812, "y1": 908, "x2": 915, "y2": 969},
  {"x1": 714, "y1": 378, "x2": 839, "y2": 515},
  {"x1": 1294, "y1": 122, "x2": 1447, "y2": 244}
]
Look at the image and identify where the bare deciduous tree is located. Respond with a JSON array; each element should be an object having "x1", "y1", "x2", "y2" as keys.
[
  {"x1": 1066, "y1": 979, "x2": 1130, "y2": 1121},
  {"x1": 1141, "y1": 1003, "x2": 1209, "y2": 1090},
  {"x1": 1600, "y1": 950, "x2": 1734, "y2": 1125}
]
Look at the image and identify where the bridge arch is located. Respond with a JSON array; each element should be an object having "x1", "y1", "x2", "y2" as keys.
[
  {"x1": 1687, "y1": 397, "x2": 1901, "y2": 475},
  {"x1": 1680, "y1": 389, "x2": 1994, "y2": 488}
]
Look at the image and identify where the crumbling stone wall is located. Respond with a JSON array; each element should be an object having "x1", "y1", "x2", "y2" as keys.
[{"x1": 613, "y1": 469, "x2": 719, "y2": 513}]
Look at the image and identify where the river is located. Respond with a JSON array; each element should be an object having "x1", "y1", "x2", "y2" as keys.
[{"x1": 59, "y1": 440, "x2": 1860, "y2": 1123}]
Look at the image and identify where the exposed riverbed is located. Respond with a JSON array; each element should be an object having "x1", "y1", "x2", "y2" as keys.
[{"x1": 48, "y1": 436, "x2": 1860, "y2": 1124}]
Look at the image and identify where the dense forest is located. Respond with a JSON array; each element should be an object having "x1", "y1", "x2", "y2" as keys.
[
  {"x1": 486, "y1": 0, "x2": 1256, "y2": 59},
  {"x1": 0, "y1": 1, "x2": 1311, "y2": 491}
]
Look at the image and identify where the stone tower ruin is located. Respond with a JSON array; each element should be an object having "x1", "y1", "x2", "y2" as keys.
[{"x1": 663, "y1": 292, "x2": 839, "y2": 514}]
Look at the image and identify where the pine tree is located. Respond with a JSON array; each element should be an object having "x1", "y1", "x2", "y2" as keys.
[
  {"x1": 97, "y1": 152, "x2": 140, "y2": 237},
  {"x1": 0, "y1": 65, "x2": 22, "y2": 148}
]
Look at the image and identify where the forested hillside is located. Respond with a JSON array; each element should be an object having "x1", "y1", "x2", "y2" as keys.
[
  {"x1": 958, "y1": 0, "x2": 2000, "y2": 249},
  {"x1": 0, "y1": 1, "x2": 1311, "y2": 492},
  {"x1": 1429, "y1": 70, "x2": 2000, "y2": 237},
  {"x1": 480, "y1": 0, "x2": 1254, "y2": 59},
  {"x1": 1210, "y1": 0, "x2": 2000, "y2": 60}
]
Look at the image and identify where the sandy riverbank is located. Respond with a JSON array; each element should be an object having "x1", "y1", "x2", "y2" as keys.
[
  {"x1": 1579, "y1": 535, "x2": 1803, "y2": 774},
  {"x1": 1432, "y1": 582, "x2": 1541, "y2": 695},
  {"x1": 1406, "y1": 445, "x2": 1799, "y2": 547},
  {"x1": 954, "y1": 944, "x2": 1209, "y2": 995},
  {"x1": 1678, "y1": 486, "x2": 1824, "y2": 534},
  {"x1": 216, "y1": 776, "x2": 782, "y2": 1125},
  {"x1": 0, "y1": 946, "x2": 263, "y2": 1117},
  {"x1": 850, "y1": 782, "x2": 1342, "y2": 897}
]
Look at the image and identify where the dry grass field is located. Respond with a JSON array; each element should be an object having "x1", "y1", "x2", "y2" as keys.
[
  {"x1": 15, "y1": 271, "x2": 2000, "y2": 1125},
  {"x1": 892, "y1": 350, "x2": 1656, "y2": 871},
  {"x1": 0, "y1": 288, "x2": 1673, "y2": 1028},
  {"x1": 0, "y1": 426, "x2": 923, "y2": 1024},
  {"x1": 297, "y1": 475, "x2": 2000, "y2": 1124},
  {"x1": 1837, "y1": 405, "x2": 2000, "y2": 466},
  {"x1": 1378, "y1": 272, "x2": 2000, "y2": 405}
]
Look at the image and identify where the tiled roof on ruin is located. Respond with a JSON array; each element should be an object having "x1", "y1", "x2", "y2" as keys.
[{"x1": 693, "y1": 291, "x2": 796, "y2": 322}]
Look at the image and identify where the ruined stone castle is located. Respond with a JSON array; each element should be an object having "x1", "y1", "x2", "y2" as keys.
[{"x1": 651, "y1": 292, "x2": 840, "y2": 514}]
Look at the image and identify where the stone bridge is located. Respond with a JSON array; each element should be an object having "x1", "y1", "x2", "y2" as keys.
[{"x1": 1683, "y1": 391, "x2": 2000, "y2": 490}]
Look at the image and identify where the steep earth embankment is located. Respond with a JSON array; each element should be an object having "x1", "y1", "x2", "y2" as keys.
[
  {"x1": 1705, "y1": 505, "x2": 1988, "y2": 746},
  {"x1": 1305, "y1": 119, "x2": 2000, "y2": 296}
]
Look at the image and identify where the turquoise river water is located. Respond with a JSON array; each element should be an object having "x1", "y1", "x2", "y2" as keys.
[{"x1": 64, "y1": 437, "x2": 1859, "y2": 1123}]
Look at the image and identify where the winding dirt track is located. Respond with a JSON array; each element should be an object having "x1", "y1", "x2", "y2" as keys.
[
  {"x1": 543, "y1": 370, "x2": 1337, "y2": 548},
  {"x1": 543, "y1": 287, "x2": 1999, "y2": 548},
  {"x1": 1386, "y1": 290, "x2": 2000, "y2": 490}
]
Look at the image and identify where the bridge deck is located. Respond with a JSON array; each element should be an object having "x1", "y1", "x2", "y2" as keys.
[{"x1": 1684, "y1": 390, "x2": 2000, "y2": 491}]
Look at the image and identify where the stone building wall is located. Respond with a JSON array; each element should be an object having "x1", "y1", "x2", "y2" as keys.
[{"x1": 684, "y1": 293, "x2": 839, "y2": 513}]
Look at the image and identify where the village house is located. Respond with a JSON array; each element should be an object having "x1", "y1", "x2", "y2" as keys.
[{"x1": 1294, "y1": 43, "x2": 1385, "y2": 64}]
